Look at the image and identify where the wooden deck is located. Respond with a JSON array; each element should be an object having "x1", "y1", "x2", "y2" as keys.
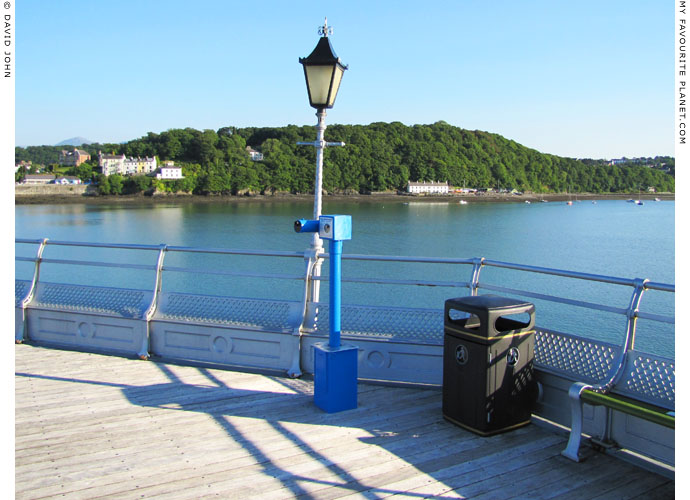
[{"x1": 15, "y1": 344, "x2": 674, "y2": 499}]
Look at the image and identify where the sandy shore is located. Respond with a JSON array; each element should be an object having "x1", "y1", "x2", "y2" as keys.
[{"x1": 15, "y1": 191, "x2": 674, "y2": 206}]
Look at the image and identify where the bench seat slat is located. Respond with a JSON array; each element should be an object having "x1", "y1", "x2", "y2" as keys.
[{"x1": 581, "y1": 389, "x2": 675, "y2": 429}]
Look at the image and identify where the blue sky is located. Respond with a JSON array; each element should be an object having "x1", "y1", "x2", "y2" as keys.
[{"x1": 13, "y1": 0, "x2": 674, "y2": 159}]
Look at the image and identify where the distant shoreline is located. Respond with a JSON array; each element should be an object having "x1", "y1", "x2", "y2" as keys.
[{"x1": 15, "y1": 191, "x2": 675, "y2": 205}]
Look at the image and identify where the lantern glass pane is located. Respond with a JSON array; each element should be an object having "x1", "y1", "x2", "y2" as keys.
[
  {"x1": 327, "y1": 66, "x2": 344, "y2": 107},
  {"x1": 305, "y1": 65, "x2": 335, "y2": 107}
]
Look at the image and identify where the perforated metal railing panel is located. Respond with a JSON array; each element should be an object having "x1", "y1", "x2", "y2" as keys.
[
  {"x1": 619, "y1": 351, "x2": 675, "y2": 409},
  {"x1": 313, "y1": 303, "x2": 445, "y2": 343},
  {"x1": 156, "y1": 293, "x2": 296, "y2": 331},
  {"x1": 15, "y1": 280, "x2": 29, "y2": 307},
  {"x1": 534, "y1": 328, "x2": 620, "y2": 382},
  {"x1": 31, "y1": 283, "x2": 150, "y2": 319}
]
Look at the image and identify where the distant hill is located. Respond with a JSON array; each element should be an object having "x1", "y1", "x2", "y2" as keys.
[{"x1": 55, "y1": 137, "x2": 93, "y2": 147}]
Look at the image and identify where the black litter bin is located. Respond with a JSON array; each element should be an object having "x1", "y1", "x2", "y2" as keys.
[{"x1": 442, "y1": 295, "x2": 537, "y2": 436}]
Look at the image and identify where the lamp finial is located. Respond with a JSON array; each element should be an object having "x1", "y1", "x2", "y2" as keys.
[{"x1": 318, "y1": 17, "x2": 332, "y2": 37}]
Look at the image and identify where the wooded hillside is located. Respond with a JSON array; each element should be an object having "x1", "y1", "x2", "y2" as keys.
[{"x1": 15, "y1": 121, "x2": 675, "y2": 195}]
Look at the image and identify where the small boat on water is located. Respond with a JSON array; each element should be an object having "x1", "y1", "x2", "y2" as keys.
[
  {"x1": 636, "y1": 200, "x2": 644, "y2": 205},
  {"x1": 655, "y1": 198, "x2": 661, "y2": 202},
  {"x1": 525, "y1": 200, "x2": 531, "y2": 204},
  {"x1": 627, "y1": 199, "x2": 635, "y2": 203},
  {"x1": 567, "y1": 201, "x2": 573, "y2": 206},
  {"x1": 459, "y1": 200, "x2": 468, "y2": 205}
]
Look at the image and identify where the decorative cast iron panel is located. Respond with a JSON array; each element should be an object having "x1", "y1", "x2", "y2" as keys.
[
  {"x1": 32, "y1": 283, "x2": 149, "y2": 319},
  {"x1": 313, "y1": 304, "x2": 445, "y2": 343},
  {"x1": 620, "y1": 352, "x2": 675, "y2": 408},
  {"x1": 534, "y1": 328, "x2": 619, "y2": 382},
  {"x1": 157, "y1": 293, "x2": 294, "y2": 331},
  {"x1": 15, "y1": 280, "x2": 29, "y2": 307}
]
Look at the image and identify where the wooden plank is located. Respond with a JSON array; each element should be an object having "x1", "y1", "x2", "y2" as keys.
[
  {"x1": 16, "y1": 386, "x2": 434, "y2": 468},
  {"x1": 521, "y1": 456, "x2": 646, "y2": 499},
  {"x1": 15, "y1": 345, "x2": 673, "y2": 500},
  {"x1": 562, "y1": 465, "x2": 672, "y2": 500},
  {"x1": 469, "y1": 453, "x2": 620, "y2": 500},
  {"x1": 630, "y1": 480, "x2": 675, "y2": 499},
  {"x1": 354, "y1": 443, "x2": 570, "y2": 499}
]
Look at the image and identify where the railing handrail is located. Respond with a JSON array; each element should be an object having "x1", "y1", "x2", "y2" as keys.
[
  {"x1": 482, "y1": 258, "x2": 640, "y2": 287},
  {"x1": 342, "y1": 253, "x2": 475, "y2": 265},
  {"x1": 16, "y1": 239, "x2": 306, "y2": 259},
  {"x1": 15, "y1": 239, "x2": 676, "y2": 291},
  {"x1": 166, "y1": 245, "x2": 305, "y2": 258},
  {"x1": 15, "y1": 238, "x2": 675, "y2": 339}
]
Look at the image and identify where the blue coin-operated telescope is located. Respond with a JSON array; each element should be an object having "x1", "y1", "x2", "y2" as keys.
[{"x1": 294, "y1": 214, "x2": 357, "y2": 413}]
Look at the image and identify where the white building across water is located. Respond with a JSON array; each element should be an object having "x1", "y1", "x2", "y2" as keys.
[
  {"x1": 156, "y1": 161, "x2": 184, "y2": 180},
  {"x1": 407, "y1": 181, "x2": 450, "y2": 194}
]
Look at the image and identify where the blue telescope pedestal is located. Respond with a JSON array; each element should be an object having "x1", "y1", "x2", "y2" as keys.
[{"x1": 295, "y1": 215, "x2": 357, "y2": 413}]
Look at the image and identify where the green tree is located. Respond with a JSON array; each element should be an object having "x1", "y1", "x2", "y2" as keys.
[
  {"x1": 123, "y1": 175, "x2": 152, "y2": 194},
  {"x1": 67, "y1": 163, "x2": 95, "y2": 182},
  {"x1": 96, "y1": 174, "x2": 111, "y2": 195},
  {"x1": 108, "y1": 174, "x2": 123, "y2": 195}
]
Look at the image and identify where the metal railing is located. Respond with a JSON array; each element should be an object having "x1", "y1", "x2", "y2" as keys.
[{"x1": 15, "y1": 238, "x2": 675, "y2": 374}]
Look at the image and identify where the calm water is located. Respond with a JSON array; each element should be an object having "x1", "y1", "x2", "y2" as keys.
[{"x1": 15, "y1": 199, "x2": 675, "y2": 357}]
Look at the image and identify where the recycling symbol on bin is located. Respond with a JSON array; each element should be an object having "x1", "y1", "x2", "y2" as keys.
[
  {"x1": 507, "y1": 347, "x2": 520, "y2": 367},
  {"x1": 455, "y1": 344, "x2": 468, "y2": 365}
]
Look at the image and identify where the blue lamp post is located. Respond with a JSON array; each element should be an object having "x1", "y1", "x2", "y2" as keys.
[{"x1": 294, "y1": 20, "x2": 357, "y2": 413}]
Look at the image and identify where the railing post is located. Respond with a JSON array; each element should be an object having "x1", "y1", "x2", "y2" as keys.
[
  {"x1": 18, "y1": 238, "x2": 49, "y2": 344},
  {"x1": 623, "y1": 278, "x2": 648, "y2": 352},
  {"x1": 288, "y1": 248, "x2": 321, "y2": 378},
  {"x1": 141, "y1": 244, "x2": 167, "y2": 360},
  {"x1": 469, "y1": 257, "x2": 485, "y2": 296},
  {"x1": 593, "y1": 277, "x2": 648, "y2": 392}
]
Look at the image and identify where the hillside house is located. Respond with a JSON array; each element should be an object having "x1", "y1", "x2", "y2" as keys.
[
  {"x1": 156, "y1": 161, "x2": 184, "y2": 180},
  {"x1": 99, "y1": 152, "x2": 126, "y2": 176},
  {"x1": 15, "y1": 161, "x2": 32, "y2": 172},
  {"x1": 60, "y1": 149, "x2": 91, "y2": 167},
  {"x1": 246, "y1": 147, "x2": 264, "y2": 161}
]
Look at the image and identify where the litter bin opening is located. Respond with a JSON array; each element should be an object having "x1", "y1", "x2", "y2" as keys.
[
  {"x1": 494, "y1": 312, "x2": 531, "y2": 333},
  {"x1": 447, "y1": 309, "x2": 481, "y2": 330}
]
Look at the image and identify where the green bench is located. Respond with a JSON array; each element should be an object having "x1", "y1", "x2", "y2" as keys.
[
  {"x1": 561, "y1": 350, "x2": 675, "y2": 462},
  {"x1": 580, "y1": 389, "x2": 674, "y2": 429}
]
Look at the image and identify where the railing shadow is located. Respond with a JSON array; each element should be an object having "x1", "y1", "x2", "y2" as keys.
[
  {"x1": 17, "y1": 359, "x2": 463, "y2": 498},
  {"x1": 18, "y1": 349, "x2": 672, "y2": 498}
]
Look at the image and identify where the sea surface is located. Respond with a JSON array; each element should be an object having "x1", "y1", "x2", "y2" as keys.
[{"x1": 15, "y1": 198, "x2": 675, "y2": 357}]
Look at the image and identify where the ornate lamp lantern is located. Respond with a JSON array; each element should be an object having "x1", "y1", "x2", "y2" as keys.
[{"x1": 299, "y1": 19, "x2": 348, "y2": 109}]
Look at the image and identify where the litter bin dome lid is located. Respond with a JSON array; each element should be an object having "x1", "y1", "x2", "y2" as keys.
[{"x1": 446, "y1": 295, "x2": 533, "y2": 313}]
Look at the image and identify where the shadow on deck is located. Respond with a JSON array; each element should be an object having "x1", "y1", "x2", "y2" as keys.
[{"x1": 15, "y1": 344, "x2": 674, "y2": 499}]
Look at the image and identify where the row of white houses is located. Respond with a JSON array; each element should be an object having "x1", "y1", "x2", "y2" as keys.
[
  {"x1": 406, "y1": 181, "x2": 449, "y2": 194},
  {"x1": 98, "y1": 148, "x2": 264, "y2": 178},
  {"x1": 98, "y1": 153, "x2": 184, "y2": 180},
  {"x1": 98, "y1": 152, "x2": 158, "y2": 176}
]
